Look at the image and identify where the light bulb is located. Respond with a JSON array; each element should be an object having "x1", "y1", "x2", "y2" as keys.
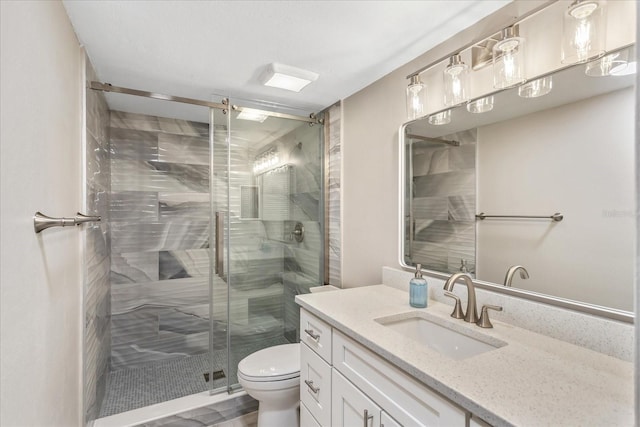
[
  {"x1": 562, "y1": 0, "x2": 606, "y2": 64},
  {"x1": 493, "y1": 27, "x2": 526, "y2": 89},
  {"x1": 406, "y1": 75, "x2": 427, "y2": 120},
  {"x1": 444, "y1": 54, "x2": 469, "y2": 107}
]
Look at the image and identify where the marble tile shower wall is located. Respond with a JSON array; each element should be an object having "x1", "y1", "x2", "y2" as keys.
[
  {"x1": 410, "y1": 130, "x2": 476, "y2": 274},
  {"x1": 108, "y1": 111, "x2": 318, "y2": 371},
  {"x1": 327, "y1": 104, "x2": 342, "y2": 287},
  {"x1": 109, "y1": 111, "x2": 214, "y2": 370},
  {"x1": 84, "y1": 57, "x2": 111, "y2": 422},
  {"x1": 251, "y1": 123, "x2": 323, "y2": 341}
]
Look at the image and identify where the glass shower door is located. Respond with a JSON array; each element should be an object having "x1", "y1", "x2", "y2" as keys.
[
  {"x1": 225, "y1": 107, "x2": 324, "y2": 389},
  {"x1": 209, "y1": 106, "x2": 231, "y2": 393}
]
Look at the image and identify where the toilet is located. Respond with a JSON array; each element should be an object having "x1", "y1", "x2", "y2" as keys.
[{"x1": 237, "y1": 343, "x2": 300, "y2": 427}]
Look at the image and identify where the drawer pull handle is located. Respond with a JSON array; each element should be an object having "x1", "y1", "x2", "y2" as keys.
[
  {"x1": 304, "y1": 329, "x2": 320, "y2": 340},
  {"x1": 363, "y1": 409, "x2": 373, "y2": 427},
  {"x1": 304, "y1": 379, "x2": 320, "y2": 394}
]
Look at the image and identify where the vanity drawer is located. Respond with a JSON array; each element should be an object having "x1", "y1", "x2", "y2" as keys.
[
  {"x1": 300, "y1": 401, "x2": 322, "y2": 427},
  {"x1": 300, "y1": 309, "x2": 332, "y2": 363},
  {"x1": 333, "y1": 330, "x2": 467, "y2": 427},
  {"x1": 300, "y1": 342, "x2": 332, "y2": 427}
]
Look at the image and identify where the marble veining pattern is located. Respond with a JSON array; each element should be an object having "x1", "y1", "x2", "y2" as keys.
[
  {"x1": 104, "y1": 108, "x2": 323, "y2": 416},
  {"x1": 327, "y1": 104, "x2": 341, "y2": 287},
  {"x1": 84, "y1": 55, "x2": 112, "y2": 423},
  {"x1": 410, "y1": 130, "x2": 476, "y2": 274},
  {"x1": 109, "y1": 111, "x2": 215, "y2": 378},
  {"x1": 133, "y1": 395, "x2": 258, "y2": 427}
]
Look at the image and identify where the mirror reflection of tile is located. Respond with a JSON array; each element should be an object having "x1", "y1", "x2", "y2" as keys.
[{"x1": 410, "y1": 129, "x2": 476, "y2": 274}]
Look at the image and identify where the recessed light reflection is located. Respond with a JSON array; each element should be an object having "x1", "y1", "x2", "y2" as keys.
[
  {"x1": 611, "y1": 61, "x2": 637, "y2": 76},
  {"x1": 428, "y1": 110, "x2": 451, "y2": 126},
  {"x1": 466, "y1": 96, "x2": 494, "y2": 114},
  {"x1": 518, "y1": 76, "x2": 553, "y2": 98},
  {"x1": 585, "y1": 52, "x2": 628, "y2": 77}
]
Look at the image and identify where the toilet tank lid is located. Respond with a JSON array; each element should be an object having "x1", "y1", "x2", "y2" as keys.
[{"x1": 238, "y1": 343, "x2": 300, "y2": 378}]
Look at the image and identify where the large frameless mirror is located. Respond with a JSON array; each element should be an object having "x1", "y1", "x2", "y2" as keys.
[{"x1": 401, "y1": 44, "x2": 636, "y2": 320}]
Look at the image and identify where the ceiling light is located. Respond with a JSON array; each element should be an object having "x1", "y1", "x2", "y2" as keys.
[
  {"x1": 493, "y1": 26, "x2": 526, "y2": 89},
  {"x1": 561, "y1": 0, "x2": 606, "y2": 64},
  {"x1": 259, "y1": 63, "x2": 319, "y2": 92},
  {"x1": 444, "y1": 54, "x2": 469, "y2": 107},
  {"x1": 518, "y1": 76, "x2": 553, "y2": 98},
  {"x1": 237, "y1": 108, "x2": 269, "y2": 122},
  {"x1": 406, "y1": 75, "x2": 427, "y2": 120}
]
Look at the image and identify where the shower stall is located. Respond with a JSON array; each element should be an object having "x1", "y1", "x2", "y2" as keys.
[{"x1": 83, "y1": 58, "x2": 324, "y2": 422}]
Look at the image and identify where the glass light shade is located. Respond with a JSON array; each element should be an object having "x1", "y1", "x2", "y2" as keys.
[
  {"x1": 561, "y1": 0, "x2": 606, "y2": 64},
  {"x1": 493, "y1": 28, "x2": 526, "y2": 89},
  {"x1": 467, "y1": 96, "x2": 494, "y2": 114},
  {"x1": 406, "y1": 75, "x2": 427, "y2": 120},
  {"x1": 585, "y1": 51, "x2": 628, "y2": 76},
  {"x1": 611, "y1": 61, "x2": 637, "y2": 76},
  {"x1": 428, "y1": 110, "x2": 451, "y2": 126},
  {"x1": 518, "y1": 76, "x2": 553, "y2": 98},
  {"x1": 443, "y1": 54, "x2": 469, "y2": 107}
]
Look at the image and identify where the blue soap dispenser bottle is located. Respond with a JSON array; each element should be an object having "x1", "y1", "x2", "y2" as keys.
[{"x1": 410, "y1": 263, "x2": 428, "y2": 308}]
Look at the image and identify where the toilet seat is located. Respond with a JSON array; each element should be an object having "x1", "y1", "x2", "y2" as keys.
[{"x1": 237, "y1": 343, "x2": 300, "y2": 382}]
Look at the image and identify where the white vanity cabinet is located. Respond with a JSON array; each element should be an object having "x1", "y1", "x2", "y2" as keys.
[{"x1": 300, "y1": 309, "x2": 469, "y2": 427}]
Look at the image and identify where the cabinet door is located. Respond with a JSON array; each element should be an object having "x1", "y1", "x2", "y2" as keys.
[
  {"x1": 381, "y1": 411, "x2": 402, "y2": 427},
  {"x1": 300, "y1": 343, "x2": 331, "y2": 426},
  {"x1": 332, "y1": 369, "x2": 381, "y2": 427},
  {"x1": 301, "y1": 401, "x2": 322, "y2": 427}
]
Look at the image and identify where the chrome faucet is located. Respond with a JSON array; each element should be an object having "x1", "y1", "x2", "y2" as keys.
[
  {"x1": 443, "y1": 273, "x2": 478, "y2": 323},
  {"x1": 503, "y1": 265, "x2": 529, "y2": 287}
]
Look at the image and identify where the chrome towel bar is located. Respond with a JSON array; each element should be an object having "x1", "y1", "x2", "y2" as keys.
[
  {"x1": 475, "y1": 212, "x2": 563, "y2": 222},
  {"x1": 33, "y1": 212, "x2": 101, "y2": 234}
]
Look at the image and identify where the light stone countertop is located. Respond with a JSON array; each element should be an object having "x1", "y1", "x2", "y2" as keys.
[{"x1": 295, "y1": 285, "x2": 634, "y2": 427}]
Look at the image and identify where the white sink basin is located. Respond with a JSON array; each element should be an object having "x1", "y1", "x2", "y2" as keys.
[{"x1": 375, "y1": 312, "x2": 507, "y2": 360}]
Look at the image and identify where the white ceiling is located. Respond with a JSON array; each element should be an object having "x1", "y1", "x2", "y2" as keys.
[{"x1": 63, "y1": 0, "x2": 512, "y2": 116}]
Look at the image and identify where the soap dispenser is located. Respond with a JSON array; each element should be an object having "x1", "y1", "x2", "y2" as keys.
[{"x1": 410, "y1": 263, "x2": 428, "y2": 308}]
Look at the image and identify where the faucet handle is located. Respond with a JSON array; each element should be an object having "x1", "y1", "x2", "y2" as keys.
[
  {"x1": 476, "y1": 304, "x2": 503, "y2": 328},
  {"x1": 443, "y1": 291, "x2": 464, "y2": 319}
]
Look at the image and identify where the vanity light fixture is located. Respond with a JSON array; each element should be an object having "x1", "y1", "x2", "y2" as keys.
[
  {"x1": 561, "y1": 0, "x2": 607, "y2": 64},
  {"x1": 585, "y1": 52, "x2": 627, "y2": 76},
  {"x1": 466, "y1": 96, "x2": 494, "y2": 114},
  {"x1": 237, "y1": 108, "x2": 269, "y2": 122},
  {"x1": 259, "y1": 63, "x2": 319, "y2": 92},
  {"x1": 493, "y1": 26, "x2": 526, "y2": 89},
  {"x1": 518, "y1": 76, "x2": 553, "y2": 98},
  {"x1": 253, "y1": 148, "x2": 280, "y2": 174},
  {"x1": 443, "y1": 54, "x2": 470, "y2": 106},
  {"x1": 428, "y1": 110, "x2": 451, "y2": 126},
  {"x1": 406, "y1": 74, "x2": 427, "y2": 120}
]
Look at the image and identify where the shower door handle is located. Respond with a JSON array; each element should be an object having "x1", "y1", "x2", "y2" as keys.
[{"x1": 215, "y1": 211, "x2": 225, "y2": 281}]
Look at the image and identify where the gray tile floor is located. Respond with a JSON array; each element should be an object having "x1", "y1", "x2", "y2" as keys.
[{"x1": 99, "y1": 337, "x2": 291, "y2": 418}]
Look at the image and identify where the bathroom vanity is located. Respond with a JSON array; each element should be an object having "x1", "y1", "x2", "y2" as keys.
[{"x1": 295, "y1": 285, "x2": 633, "y2": 426}]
